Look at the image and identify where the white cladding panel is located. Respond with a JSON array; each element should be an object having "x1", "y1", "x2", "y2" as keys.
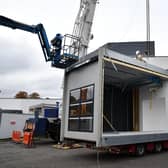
[
  {"x1": 140, "y1": 82, "x2": 168, "y2": 131},
  {"x1": 63, "y1": 62, "x2": 100, "y2": 142}
]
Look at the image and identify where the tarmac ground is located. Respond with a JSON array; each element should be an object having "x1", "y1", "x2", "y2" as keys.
[{"x1": 1, "y1": 139, "x2": 168, "y2": 168}]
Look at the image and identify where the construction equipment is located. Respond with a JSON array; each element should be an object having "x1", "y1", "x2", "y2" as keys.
[
  {"x1": 23, "y1": 102, "x2": 61, "y2": 142},
  {"x1": 0, "y1": 1, "x2": 98, "y2": 68},
  {"x1": 23, "y1": 118, "x2": 61, "y2": 142},
  {"x1": 12, "y1": 130, "x2": 22, "y2": 143},
  {"x1": 70, "y1": 0, "x2": 98, "y2": 57},
  {"x1": 0, "y1": 16, "x2": 79, "y2": 68},
  {"x1": 23, "y1": 131, "x2": 33, "y2": 147}
]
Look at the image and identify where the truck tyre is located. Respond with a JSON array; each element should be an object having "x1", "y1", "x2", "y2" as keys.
[
  {"x1": 155, "y1": 143, "x2": 162, "y2": 153},
  {"x1": 136, "y1": 144, "x2": 145, "y2": 156}
]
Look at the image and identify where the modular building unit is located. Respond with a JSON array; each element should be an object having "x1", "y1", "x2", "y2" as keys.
[
  {"x1": 0, "y1": 98, "x2": 61, "y2": 114},
  {"x1": 0, "y1": 112, "x2": 32, "y2": 139},
  {"x1": 61, "y1": 44, "x2": 168, "y2": 148}
]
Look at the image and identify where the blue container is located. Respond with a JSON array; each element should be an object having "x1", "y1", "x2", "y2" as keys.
[
  {"x1": 28, "y1": 118, "x2": 49, "y2": 136},
  {"x1": 44, "y1": 108, "x2": 58, "y2": 118},
  {"x1": 44, "y1": 102, "x2": 59, "y2": 118},
  {"x1": 35, "y1": 118, "x2": 49, "y2": 136}
]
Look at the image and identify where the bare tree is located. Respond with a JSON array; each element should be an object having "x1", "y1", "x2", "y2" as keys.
[
  {"x1": 29, "y1": 92, "x2": 40, "y2": 99},
  {"x1": 15, "y1": 91, "x2": 28, "y2": 98}
]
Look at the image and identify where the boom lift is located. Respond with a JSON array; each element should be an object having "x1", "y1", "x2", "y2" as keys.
[
  {"x1": 0, "y1": 15, "x2": 79, "y2": 68},
  {"x1": 0, "y1": 0, "x2": 98, "y2": 68}
]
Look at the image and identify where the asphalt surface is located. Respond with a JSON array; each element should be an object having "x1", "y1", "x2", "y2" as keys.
[{"x1": 1, "y1": 140, "x2": 168, "y2": 168}]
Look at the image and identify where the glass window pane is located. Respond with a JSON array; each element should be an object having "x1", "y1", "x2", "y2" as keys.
[
  {"x1": 68, "y1": 119, "x2": 79, "y2": 131},
  {"x1": 69, "y1": 85, "x2": 94, "y2": 132},
  {"x1": 81, "y1": 103, "x2": 93, "y2": 116},
  {"x1": 79, "y1": 119, "x2": 93, "y2": 132},
  {"x1": 81, "y1": 86, "x2": 94, "y2": 102},
  {"x1": 69, "y1": 105, "x2": 80, "y2": 117},
  {"x1": 70, "y1": 89, "x2": 80, "y2": 104}
]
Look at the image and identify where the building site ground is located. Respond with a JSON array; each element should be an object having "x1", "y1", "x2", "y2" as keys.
[{"x1": 1, "y1": 140, "x2": 168, "y2": 168}]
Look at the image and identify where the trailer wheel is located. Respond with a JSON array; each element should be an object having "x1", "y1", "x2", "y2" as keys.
[
  {"x1": 155, "y1": 143, "x2": 162, "y2": 153},
  {"x1": 136, "y1": 144, "x2": 145, "y2": 156}
]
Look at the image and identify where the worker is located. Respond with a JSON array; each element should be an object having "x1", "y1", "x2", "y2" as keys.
[{"x1": 51, "y1": 33, "x2": 63, "y2": 61}]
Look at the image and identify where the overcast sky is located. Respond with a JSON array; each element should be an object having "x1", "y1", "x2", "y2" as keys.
[{"x1": 0, "y1": 0, "x2": 168, "y2": 98}]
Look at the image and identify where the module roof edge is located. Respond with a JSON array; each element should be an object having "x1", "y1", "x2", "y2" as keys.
[
  {"x1": 66, "y1": 49, "x2": 99, "y2": 72},
  {"x1": 104, "y1": 48, "x2": 168, "y2": 77}
]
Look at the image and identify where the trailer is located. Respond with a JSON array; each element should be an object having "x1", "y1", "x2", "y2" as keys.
[{"x1": 61, "y1": 43, "x2": 168, "y2": 155}]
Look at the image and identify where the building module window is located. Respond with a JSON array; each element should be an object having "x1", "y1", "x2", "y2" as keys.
[{"x1": 68, "y1": 85, "x2": 94, "y2": 132}]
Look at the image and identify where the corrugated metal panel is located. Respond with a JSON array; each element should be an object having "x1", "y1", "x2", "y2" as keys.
[{"x1": 106, "y1": 41, "x2": 155, "y2": 57}]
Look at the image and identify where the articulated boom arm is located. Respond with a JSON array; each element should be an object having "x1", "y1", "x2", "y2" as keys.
[
  {"x1": 0, "y1": 15, "x2": 78, "y2": 68},
  {"x1": 0, "y1": 16, "x2": 37, "y2": 33},
  {"x1": 0, "y1": 0, "x2": 98, "y2": 67},
  {"x1": 0, "y1": 16, "x2": 51, "y2": 62}
]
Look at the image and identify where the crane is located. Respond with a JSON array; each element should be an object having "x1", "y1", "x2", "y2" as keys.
[
  {"x1": 71, "y1": 0, "x2": 98, "y2": 57},
  {"x1": 0, "y1": 1, "x2": 97, "y2": 68}
]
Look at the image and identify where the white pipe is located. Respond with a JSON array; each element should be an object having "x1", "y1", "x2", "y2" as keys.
[{"x1": 146, "y1": 0, "x2": 150, "y2": 42}]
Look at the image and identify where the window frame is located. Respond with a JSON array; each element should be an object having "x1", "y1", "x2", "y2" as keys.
[{"x1": 68, "y1": 84, "x2": 94, "y2": 132}]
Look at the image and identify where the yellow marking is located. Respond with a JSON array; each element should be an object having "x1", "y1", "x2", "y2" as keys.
[{"x1": 103, "y1": 57, "x2": 168, "y2": 79}]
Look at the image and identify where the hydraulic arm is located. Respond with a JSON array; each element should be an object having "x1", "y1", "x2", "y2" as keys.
[
  {"x1": 0, "y1": 1, "x2": 98, "y2": 67},
  {"x1": 0, "y1": 15, "x2": 79, "y2": 68}
]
